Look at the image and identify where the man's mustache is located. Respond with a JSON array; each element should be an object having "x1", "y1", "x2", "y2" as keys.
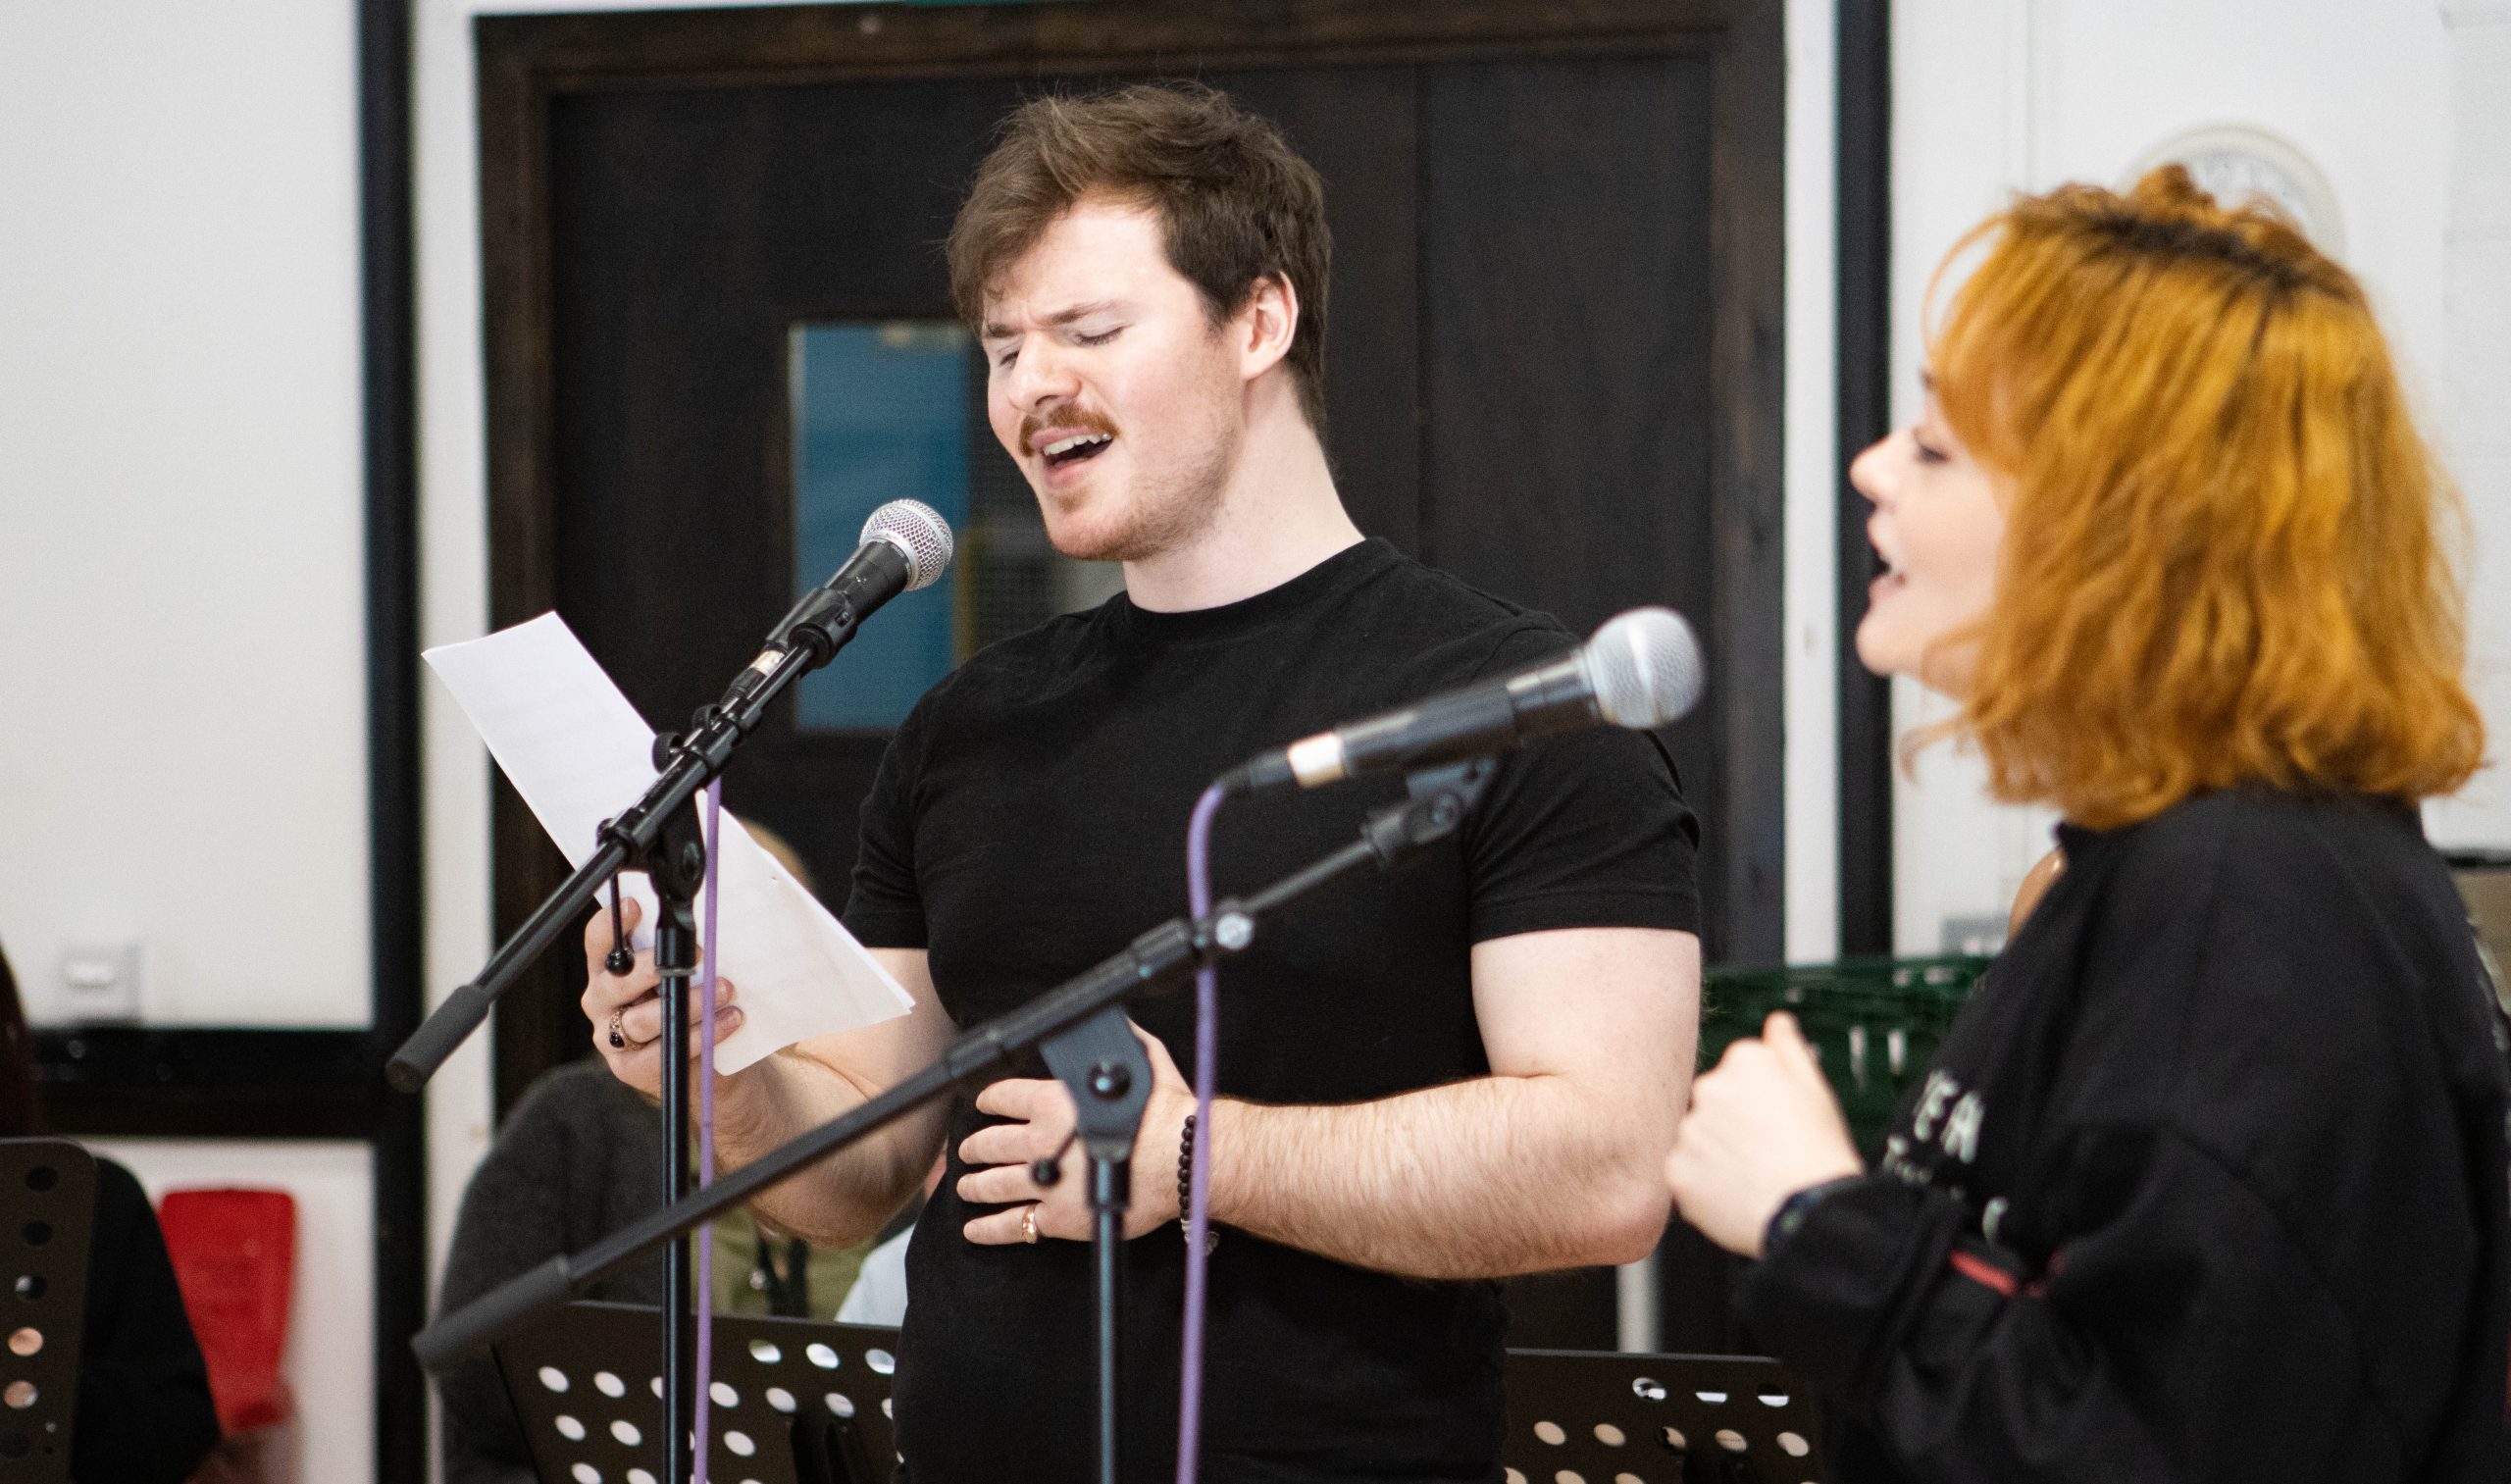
[{"x1": 1019, "y1": 405, "x2": 1121, "y2": 444}]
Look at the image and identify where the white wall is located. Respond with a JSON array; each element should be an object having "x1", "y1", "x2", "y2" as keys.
[
  {"x1": 1785, "y1": 0, "x2": 1844, "y2": 963},
  {"x1": 0, "y1": 0, "x2": 371, "y2": 1027},
  {"x1": 1887, "y1": 0, "x2": 2511, "y2": 951},
  {"x1": 2444, "y1": 0, "x2": 2511, "y2": 849},
  {"x1": 0, "y1": 5, "x2": 387, "y2": 1480}
]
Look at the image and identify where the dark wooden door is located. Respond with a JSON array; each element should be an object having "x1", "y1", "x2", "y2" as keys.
[{"x1": 480, "y1": 0, "x2": 1782, "y2": 1351}]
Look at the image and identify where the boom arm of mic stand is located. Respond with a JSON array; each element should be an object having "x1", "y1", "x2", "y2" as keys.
[
  {"x1": 385, "y1": 603, "x2": 870, "y2": 1095},
  {"x1": 411, "y1": 756, "x2": 1497, "y2": 1371}
]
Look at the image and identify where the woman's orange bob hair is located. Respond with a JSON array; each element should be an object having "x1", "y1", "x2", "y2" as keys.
[{"x1": 1927, "y1": 166, "x2": 2485, "y2": 829}]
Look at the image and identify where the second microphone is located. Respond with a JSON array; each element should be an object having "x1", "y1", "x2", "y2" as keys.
[{"x1": 1219, "y1": 606, "x2": 1705, "y2": 793}]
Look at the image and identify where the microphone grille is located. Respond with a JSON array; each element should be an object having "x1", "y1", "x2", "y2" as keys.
[
  {"x1": 1583, "y1": 607, "x2": 1704, "y2": 729},
  {"x1": 860, "y1": 499, "x2": 955, "y2": 591}
]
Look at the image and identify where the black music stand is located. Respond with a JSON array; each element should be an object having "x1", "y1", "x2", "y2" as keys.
[
  {"x1": 496, "y1": 1302, "x2": 901, "y2": 1484},
  {"x1": 0, "y1": 1140, "x2": 95, "y2": 1483},
  {"x1": 1502, "y1": 1350, "x2": 1828, "y2": 1484}
]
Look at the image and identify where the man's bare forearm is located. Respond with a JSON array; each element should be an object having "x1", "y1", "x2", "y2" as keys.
[
  {"x1": 708, "y1": 1048, "x2": 945, "y2": 1249},
  {"x1": 1204, "y1": 1070, "x2": 1675, "y2": 1280}
]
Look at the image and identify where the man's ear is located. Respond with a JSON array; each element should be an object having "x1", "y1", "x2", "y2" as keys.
[{"x1": 1234, "y1": 274, "x2": 1298, "y2": 384}]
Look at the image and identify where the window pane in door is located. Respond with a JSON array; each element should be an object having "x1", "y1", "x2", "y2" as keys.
[{"x1": 789, "y1": 321, "x2": 971, "y2": 731}]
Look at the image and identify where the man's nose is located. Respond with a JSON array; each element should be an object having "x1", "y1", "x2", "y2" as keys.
[{"x1": 1007, "y1": 336, "x2": 1081, "y2": 410}]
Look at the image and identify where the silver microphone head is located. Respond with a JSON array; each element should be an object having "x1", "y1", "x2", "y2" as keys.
[
  {"x1": 860, "y1": 499, "x2": 955, "y2": 591},
  {"x1": 1581, "y1": 607, "x2": 1704, "y2": 729}
]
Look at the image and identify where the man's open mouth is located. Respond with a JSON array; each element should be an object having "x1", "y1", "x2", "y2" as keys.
[{"x1": 1041, "y1": 433, "x2": 1113, "y2": 469}]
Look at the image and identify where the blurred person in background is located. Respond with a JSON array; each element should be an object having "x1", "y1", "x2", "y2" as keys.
[
  {"x1": 0, "y1": 945, "x2": 219, "y2": 1484},
  {"x1": 1665, "y1": 168, "x2": 2507, "y2": 1481}
]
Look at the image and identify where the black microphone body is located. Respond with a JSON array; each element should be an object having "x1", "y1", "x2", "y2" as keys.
[
  {"x1": 1229, "y1": 652, "x2": 1597, "y2": 791},
  {"x1": 1222, "y1": 607, "x2": 1703, "y2": 793},
  {"x1": 721, "y1": 500, "x2": 951, "y2": 711},
  {"x1": 813, "y1": 536, "x2": 918, "y2": 628}
]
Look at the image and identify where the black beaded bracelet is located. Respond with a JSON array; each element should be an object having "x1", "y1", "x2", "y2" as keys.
[{"x1": 1178, "y1": 1112, "x2": 1216, "y2": 1254}]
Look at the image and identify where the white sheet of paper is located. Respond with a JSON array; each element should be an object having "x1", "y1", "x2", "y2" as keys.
[{"x1": 423, "y1": 612, "x2": 913, "y2": 1072}]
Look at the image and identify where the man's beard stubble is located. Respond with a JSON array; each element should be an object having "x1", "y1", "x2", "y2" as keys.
[{"x1": 1032, "y1": 406, "x2": 1241, "y2": 566}]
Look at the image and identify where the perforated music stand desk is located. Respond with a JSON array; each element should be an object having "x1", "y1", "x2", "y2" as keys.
[
  {"x1": 502, "y1": 1309, "x2": 1826, "y2": 1484},
  {"x1": 0, "y1": 1140, "x2": 94, "y2": 1484},
  {"x1": 1503, "y1": 1349, "x2": 1828, "y2": 1484},
  {"x1": 497, "y1": 1302, "x2": 900, "y2": 1484}
]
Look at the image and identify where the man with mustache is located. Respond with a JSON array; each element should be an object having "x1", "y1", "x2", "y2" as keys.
[{"x1": 584, "y1": 82, "x2": 1702, "y2": 1483}]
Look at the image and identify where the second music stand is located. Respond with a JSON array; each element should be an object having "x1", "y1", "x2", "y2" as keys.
[
  {"x1": 496, "y1": 1302, "x2": 902, "y2": 1484},
  {"x1": 1502, "y1": 1348, "x2": 1828, "y2": 1484}
]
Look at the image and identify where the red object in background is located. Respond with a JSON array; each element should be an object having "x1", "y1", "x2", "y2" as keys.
[{"x1": 159, "y1": 1189, "x2": 296, "y2": 1434}]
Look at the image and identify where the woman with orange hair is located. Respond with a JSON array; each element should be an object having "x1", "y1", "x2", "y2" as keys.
[{"x1": 1665, "y1": 168, "x2": 2507, "y2": 1480}]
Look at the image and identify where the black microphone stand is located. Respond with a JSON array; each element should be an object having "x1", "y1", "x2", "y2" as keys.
[
  {"x1": 1032, "y1": 997, "x2": 1152, "y2": 1484},
  {"x1": 412, "y1": 760, "x2": 1497, "y2": 1484},
  {"x1": 388, "y1": 546, "x2": 913, "y2": 1484},
  {"x1": 625, "y1": 793, "x2": 706, "y2": 1484}
]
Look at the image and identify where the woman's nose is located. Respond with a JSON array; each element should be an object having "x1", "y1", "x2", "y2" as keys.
[{"x1": 1848, "y1": 434, "x2": 1894, "y2": 509}]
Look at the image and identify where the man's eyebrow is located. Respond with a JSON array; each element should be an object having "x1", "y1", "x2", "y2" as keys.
[{"x1": 980, "y1": 300, "x2": 1126, "y2": 340}]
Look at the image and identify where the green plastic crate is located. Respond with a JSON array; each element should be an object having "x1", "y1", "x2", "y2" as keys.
[{"x1": 1699, "y1": 955, "x2": 1992, "y2": 1158}]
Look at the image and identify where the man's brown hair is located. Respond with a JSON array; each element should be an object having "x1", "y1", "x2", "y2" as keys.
[{"x1": 947, "y1": 82, "x2": 1332, "y2": 432}]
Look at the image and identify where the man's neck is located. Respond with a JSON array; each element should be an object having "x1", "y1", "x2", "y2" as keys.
[{"x1": 1120, "y1": 388, "x2": 1362, "y2": 613}]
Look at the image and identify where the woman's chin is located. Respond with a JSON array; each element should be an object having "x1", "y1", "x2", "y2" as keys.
[
  {"x1": 1852, "y1": 616, "x2": 1911, "y2": 681},
  {"x1": 1858, "y1": 613, "x2": 1977, "y2": 698}
]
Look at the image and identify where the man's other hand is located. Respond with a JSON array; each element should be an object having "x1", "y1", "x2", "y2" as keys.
[{"x1": 953, "y1": 1021, "x2": 1194, "y2": 1244}]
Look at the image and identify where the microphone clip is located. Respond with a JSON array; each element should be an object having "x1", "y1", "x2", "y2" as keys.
[{"x1": 1360, "y1": 757, "x2": 1498, "y2": 872}]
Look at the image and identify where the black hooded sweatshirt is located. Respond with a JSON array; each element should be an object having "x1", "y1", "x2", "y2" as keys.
[{"x1": 1740, "y1": 791, "x2": 2511, "y2": 1482}]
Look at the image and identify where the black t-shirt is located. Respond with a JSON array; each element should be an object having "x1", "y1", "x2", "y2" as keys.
[
  {"x1": 843, "y1": 537, "x2": 1701, "y2": 1483},
  {"x1": 1739, "y1": 791, "x2": 2511, "y2": 1482}
]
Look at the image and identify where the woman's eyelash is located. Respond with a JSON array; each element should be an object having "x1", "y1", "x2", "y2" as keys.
[{"x1": 1911, "y1": 434, "x2": 1948, "y2": 464}]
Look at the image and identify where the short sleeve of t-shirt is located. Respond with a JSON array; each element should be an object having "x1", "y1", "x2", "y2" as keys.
[
  {"x1": 842, "y1": 690, "x2": 936, "y2": 950},
  {"x1": 1459, "y1": 623, "x2": 1703, "y2": 944}
]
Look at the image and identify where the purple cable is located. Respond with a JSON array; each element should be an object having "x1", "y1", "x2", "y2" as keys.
[
  {"x1": 692, "y1": 779, "x2": 724, "y2": 1483},
  {"x1": 1175, "y1": 781, "x2": 1228, "y2": 1484}
]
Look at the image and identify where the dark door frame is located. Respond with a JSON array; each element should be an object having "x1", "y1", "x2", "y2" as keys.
[
  {"x1": 359, "y1": 1, "x2": 427, "y2": 1480},
  {"x1": 1835, "y1": 0, "x2": 1894, "y2": 954},
  {"x1": 476, "y1": 0, "x2": 1789, "y2": 1067}
]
